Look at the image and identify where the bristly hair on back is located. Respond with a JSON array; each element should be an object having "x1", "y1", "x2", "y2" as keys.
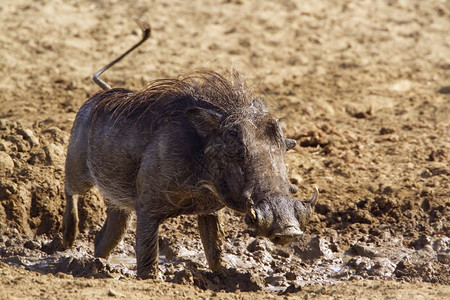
[{"x1": 90, "y1": 69, "x2": 258, "y2": 125}]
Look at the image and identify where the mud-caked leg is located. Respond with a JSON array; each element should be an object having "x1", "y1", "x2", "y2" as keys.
[
  {"x1": 62, "y1": 192, "x2": 80, "y2": 249},
  {"x1": 135, "y1": 209, "x2": 162, "y2": 279},
  {"x1": 94, "y1": 207, "x2": 131, "y2": 258},
  {"x1": 197, "y1": 211, "x2": 224, "y2": 271},
  {"x1": 63, "y1": 121, "x2": 93, "y2": 249}
]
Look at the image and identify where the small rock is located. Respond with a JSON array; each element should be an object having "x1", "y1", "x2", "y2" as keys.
[
  {"x1": 4, "y1": 239, "x2": 12, "y2": 247},
  {"x1": 41, "y1": 236, "x2": 65, "y2": 254},
  {"x1": 432, "y1": 237, "x2": 449, "y2": 252},
  {"x1": 437, "y1": 86, "x2": 450, "y2": 94},
  {"x1": 28, "y1": 149, "x2": 46, "y2": 165},
  {"x1": 44, "y1": 143, "x2": 65, "y2": 166},
  {"x1": 279, "y1": 283, "x2": 302, "y2": 295},
  {"x1": 349, "y1": 275, "x2": 364, "y2": 281},
  {"x1": 390, "y1": 80, "x2": 412, "y2": 92},
  {"x1": 289, "y1": 174, "x2": 302, "y2": 185},
  {"x1": 420, "y1": 169, "x2": 432, "y2": 178},
  {"x1": 381, "y1": 186, "x2": 394, "y2": 195},
  {"x1": 347, "y1": 256, "x2": 374, "y2": 276},
  {"x1": 428, "y1": 148, "x2": 447, "y2": 162},
  {"x1": 0, "y1": 151, "x2": 14, "y2": 173},
  {"x1": 437, "y1": 252, "x2": 450, "y2": 264},
  {"x1": 247, "y1": 238, "x2": 273, "y2": 253},
  {"x1": 171, "y1": 269, "x2": 194, "y2": 285},
  {"x1": 274, "y1": 249, "x2": 290, "y2": 258},
  {"x1": 304, "y1": 105, "x2": 314, "y2": 116},
  {"x1": 369, "y1": 258, "x2": 396, "y2": 277},
  {"x1": 394, "y1": 258, "x2": 415, "y2": 278},
  {"x1": 293, "y1": 235, "x2": 333, "y2": 261},
  {"x1": 107, "y1": 289, "x2": 125, "y2": 297},
  {"x1": 55, "y1": 272, "x2": 71, "y2": 279},
  {"x1": 352, "y1": 243, "x2": 380, "y2": 258},
  {"x1": 410, "y1": 234, "x2": 431, "y2": 250},
  {"x1": 0, "y1": 119, "x2": 9, "y2": 130},
  {"x1": 285, "y1": 271, "x2": 297, "y2": 280},
  {"x1": 346, "y1": 105, "x2": 372, "y2": 119},
  {"x1": 24, "y1": 240, "x2": 41, "y2": 250},
  {"x1": 17, "y1": 128, "x2": 39, "y2": 146},
  {"x1": 0, "y1": 141, "x2": 8, "y2": 151},
  {"x1": 379, "y1": 127, "x2": 395, "y2": 135},
  {"x1": 264, "y1": 275, "x2": 286, "y2": 287}
]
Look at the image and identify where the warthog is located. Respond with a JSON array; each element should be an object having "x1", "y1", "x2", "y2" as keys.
[{"x1": 62, "y1": 20, "x2": 318, "y2": 279}]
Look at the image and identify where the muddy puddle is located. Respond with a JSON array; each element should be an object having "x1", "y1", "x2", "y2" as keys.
[{"x1": 1, "y1": 211, "x2": 448, "y2": 294}]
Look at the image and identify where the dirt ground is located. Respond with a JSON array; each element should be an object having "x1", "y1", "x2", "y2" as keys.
[{"x1": 0, "y1": 0, "x2": 449, "y2": 299}]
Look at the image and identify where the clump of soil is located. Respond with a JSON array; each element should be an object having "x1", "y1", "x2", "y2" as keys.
[{"x1": 0, "y1": 119, "x2": 105, "y2": 236}]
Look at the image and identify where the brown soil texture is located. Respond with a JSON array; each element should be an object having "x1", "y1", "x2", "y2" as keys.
[{"x1": 1, "y1": 0, "x2": 449, "y2": 298}]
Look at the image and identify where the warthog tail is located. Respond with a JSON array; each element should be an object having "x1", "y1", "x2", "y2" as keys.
[{"x1": 93, "y1": 15, "x2": 151, "y2": 90}]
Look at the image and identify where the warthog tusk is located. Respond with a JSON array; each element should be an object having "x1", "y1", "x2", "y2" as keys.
[{"x1": 309, "y1": 186, "x2": 319, "y2": 207}]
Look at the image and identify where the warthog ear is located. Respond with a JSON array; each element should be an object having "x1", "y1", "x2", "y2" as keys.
[
  {"x1": 186, "y1": 107, "x2": 222, "y2": 137},
  {"x1": 285, "y1": 138, "x2": 297, "y2": 150}
]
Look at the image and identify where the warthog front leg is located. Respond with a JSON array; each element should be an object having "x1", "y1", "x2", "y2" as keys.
[
  {"x1": 197, "y1": 211, "x2": 224, "y2": 271},
  {"x1": 136, "y1": 209, "x2": 162, "y2": 279},
  {"x1": 94, "y1": 207, "x2": 131, "y2": 258}
]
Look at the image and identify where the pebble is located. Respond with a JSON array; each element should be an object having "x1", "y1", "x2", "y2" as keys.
[
  {"x1": 369, "y1": 258, "x2": 396, "y2": 277},
  {"x1": 43, "y1": 143, "x2": 64, "y2": 165},
  {"x1": 279, "y1": 283, "x2": 302, "y2": 295},
  {"x1": 108, "y1": 289, "x2": 125, "y2": 297},
  {"x1": 247, "y1": 238, "x2": 273, "y2": 253},
  {"x1": 352, "y1": 243, "x2": 380, "y2": 258},
  {"x1": 24, "y1": 240, "x2": 41, "y2": 250},
  {"x1": 285, "y1": 271, "x2": 297, "y2": 280},
  {"x1": 411, "y1": 235, "x2": 431, "y2": 250},
  {"x1": 17, "y1": 128, "x2": 40, "y2": 146},
  {"x1": 264, "y1": 275, "x2": 286, "y2": 286},
  {"x1": 0, "y1": 151, "x2": 14, "y2": 173},
  {"x1": 432, "y1": 237, "x2": 449, "y2": 252},
  {"x1": 0, "y1": 141, "x2": 8, "y2": 151},
  {"x1": 293, "y1": 236, "x2": 333, "y2": 261},
  {"x1": 437, "y1": 253, "x2": 450, "y2": 264}
]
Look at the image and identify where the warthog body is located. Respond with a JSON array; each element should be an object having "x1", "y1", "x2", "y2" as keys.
[{"x1": 63, "y1": 70, "x2": 317, "y2": 278}]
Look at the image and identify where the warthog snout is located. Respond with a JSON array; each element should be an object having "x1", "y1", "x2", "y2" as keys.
[
  {"x1": 245, "y1": 188, "x2": 318, "y2": 245},
  {"x1": 269, "y1": 226, "x2": 303, "y2": 245}
]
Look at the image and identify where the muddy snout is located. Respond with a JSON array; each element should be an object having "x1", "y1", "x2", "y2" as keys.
[
  {"x1": 269, "y1": 225, "x2": 303, "y2": 245},
  {"x1": 245, "y1": 193, "x2": 317, "y2": 246},
  {"x1": 244, "y1": 203, "x2": 303, "y2": 245}
]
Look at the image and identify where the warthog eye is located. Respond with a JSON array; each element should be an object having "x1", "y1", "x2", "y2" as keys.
[
  {"x1": 228, "y1": 129, "x2": 238, "y2": 138},
  {"x1": 223, "y1": 128, "x2": 239, "y2": 143},
  {"x1": 222, "y1": 127, "x2": 246, "y2": 160}
]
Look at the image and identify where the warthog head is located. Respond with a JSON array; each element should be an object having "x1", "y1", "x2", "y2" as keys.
[{"x1": 187, "y1": 94, "x2": 318, "y2": 246}]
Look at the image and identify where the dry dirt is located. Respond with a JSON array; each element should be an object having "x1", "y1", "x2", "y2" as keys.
[{"x1": 1, "y1": 0, "x2": 449, "y2": 299}]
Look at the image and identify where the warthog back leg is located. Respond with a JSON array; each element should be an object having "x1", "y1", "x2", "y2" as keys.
[
  {"x1": 198, "y1": 211, "x2": 224, "y2": 271},
  {"x1": 62, "y1": 191, "x2": 80, "y2": 249},
  {"x1": 63, "y1": 120, "x2": 93, "y2": 249},
  {"x1": 62, "y1": 180, "x2": 93, "y2": 249},
  {"x1": 94, "y1": 207, "x2": 131, "y2": 259},
  {"x1": 135, "y1": 209, "x2": 162, "y2": 279}
]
